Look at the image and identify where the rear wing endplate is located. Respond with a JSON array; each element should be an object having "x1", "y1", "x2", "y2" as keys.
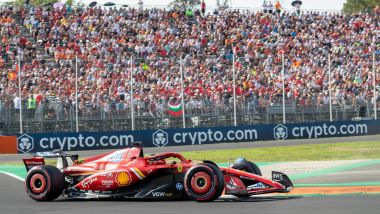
[
  {"x1": 22, "y1": 150, "x2": 78, "y2": 172},
  {"x1": 22, "y1": 157, "x2": 45, "y2": 172}
]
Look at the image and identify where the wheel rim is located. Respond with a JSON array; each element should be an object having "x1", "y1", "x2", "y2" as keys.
[
  {"x1": 29, "y1": 173, "x2": 47, "y2": 194},
  {"x1": 190, "y1": 172, "x2": 212, "y2": 195}
]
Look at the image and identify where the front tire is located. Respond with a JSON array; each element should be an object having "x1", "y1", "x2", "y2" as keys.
[
  {"x1": 25, "y1": 165, "x2": 64, "y2": 201},
  {"x1": 184, "y1": 163, "x2": 224, "y2": 202},
  {"x1": 231, "y1": 158, "x2": 262, "y2": 176}
]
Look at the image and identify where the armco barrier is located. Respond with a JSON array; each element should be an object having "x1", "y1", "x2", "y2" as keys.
[
  {"x1": 0, "y1": 136, "x2": 17, "y2": 154},
  {"x1": 15, "y1": 120, "x2": 380, "y2": 154}
]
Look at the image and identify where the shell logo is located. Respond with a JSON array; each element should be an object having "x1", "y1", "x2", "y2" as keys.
[{"x1": 116, "y1": 171, "x2": 131, "y2": 186}]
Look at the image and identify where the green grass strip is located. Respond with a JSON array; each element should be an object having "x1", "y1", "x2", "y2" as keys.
[{"x1": 180, "y1": 141, "x2": 380, "y2": 163}]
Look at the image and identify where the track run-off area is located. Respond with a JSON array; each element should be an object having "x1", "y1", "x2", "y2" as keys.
[{"x1": 1, "y1": 135, "x2": 380, "y2": 214}]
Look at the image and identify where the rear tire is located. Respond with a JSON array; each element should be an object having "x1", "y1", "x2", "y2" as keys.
[
  {"x1": 184, "y1": 163, "x2": 224, "y2": 202},
  {"x1": 25, "y1": 165, "x2": 64, "y2": 201},
  {"x1": 231, "y1": 158, "x2": 262, "y2": 176}
]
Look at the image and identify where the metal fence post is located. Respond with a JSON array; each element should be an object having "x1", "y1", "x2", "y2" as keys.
[
  {"x1": 180, "y1": 56, "x2": 186, "y2": 129},
  {"x1": 328, "y1": 54, "x2": 333, "y2": 122},
  {"x1": 130, "y1": 56, "x2": 135, "y2": 130},
  {"x1": 18, "y1": 49, "x2": 23, "y2": 134},
  {"x1": 281, "y1": 53, "x2": 286, "y2": 124},
  {"x1": 75, "y1": 56, "x2": 79, "y2": 132},
  {"x1": 232, "y1": 53, "x2": 237, "y2": 126},
  {"x1": 374, "y1": 52, "x2": 377, "y2": 120}
]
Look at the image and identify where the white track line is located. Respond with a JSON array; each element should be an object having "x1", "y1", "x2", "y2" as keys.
[{"x1": 0, "y1": 171, "x2": 25, "y2": 182}]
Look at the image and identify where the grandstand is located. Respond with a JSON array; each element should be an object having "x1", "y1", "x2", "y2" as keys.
[{"x1": 0, "y1": 5, "x2": 379, "y2": 134}]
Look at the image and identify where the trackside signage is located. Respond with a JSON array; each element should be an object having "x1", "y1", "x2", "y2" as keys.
[{"x1": 16, "y1": 120, "x2": 380, "y2": 153}]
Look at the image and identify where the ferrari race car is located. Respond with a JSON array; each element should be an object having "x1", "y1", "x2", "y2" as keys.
[{"x1": 23, "y1": 144, "x2": 293, "y2": 202}]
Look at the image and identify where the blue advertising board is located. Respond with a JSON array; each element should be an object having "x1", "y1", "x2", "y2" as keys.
[{"x1": 16, "y1": 120, "x2": 380, "y2": 153}]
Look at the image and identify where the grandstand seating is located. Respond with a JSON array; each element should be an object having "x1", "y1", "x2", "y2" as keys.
[{"x1": 0, "y1": 5, "x2": 379, "y2": 133}]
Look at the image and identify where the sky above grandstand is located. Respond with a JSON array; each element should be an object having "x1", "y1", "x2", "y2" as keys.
[{"x1": 78, "y1": 0, "x2": 346, "y2": 11}]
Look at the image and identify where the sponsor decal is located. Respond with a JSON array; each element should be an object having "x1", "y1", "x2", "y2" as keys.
[
  {"x1": 82, "y1": 177, "x2": 98, "y2": 188},
  {"x1": 17, "y1": 134, "x2": 34, "y2": 153},
  {"x1": 23, "y1": 158, "x2": 45, "y2": 171},
  {"x1": 109, "y1": 153, "x2": 123, "y2": 162},
  {"x1": 177, "y1": 164, "x2": 183, "y2": 173},
  {"x1": 272, "y1": 173, "x2": 283, "y2": 181},
  {"x1": 116, "y1": 171, "x2": 131, "y2": 186},
  {"x1": 101, "y1": 180, "x2": 114, "y2": 186},
  {"x1": 172, "y1": 129, "x2": 258, "y2": 145},
  {"x1": 152, "y1": 129, "x2": 169, "y2": 147},
  {"x1": 240, "y1": 175, "x2": 256, "y2": 181},
  {"x1": 274, "y1": 124, "x2": 288, "y2": 140},
  {"x1": 151, "y1": 192, "x2": 173, "y2": 197},
  {"x1": 247, "y1": 182, "x2": 266, "y2": 190},
  {"x1": 37, "y1": 134, "x2": 134, "y2": 151},
  {"x1": 100, "y1": 172, "x2": 113, "y2": 177},
  {"x1": 25, "y1": 160, "x2": 44, "y2": 165},
  {"x1": 176, "y1": 183, "x2": 183, "y2": 191},
  {"x1": 290, "y1": 123, "x2": 368, "y2": 139}
]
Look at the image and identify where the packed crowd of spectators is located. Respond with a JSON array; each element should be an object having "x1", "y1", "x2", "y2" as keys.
[{"x1": 0, "y1": 5, "x2": 379, "y2": 118}]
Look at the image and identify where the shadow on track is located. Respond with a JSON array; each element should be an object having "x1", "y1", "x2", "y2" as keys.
[
  {"x1": 54, "y1": 196, "x2": 302, "y2": 203},
  {"x1": 216, "y1": 196, "x2": 302, "y2": 202}
]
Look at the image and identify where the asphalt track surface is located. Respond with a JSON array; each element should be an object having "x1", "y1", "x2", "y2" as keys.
[
  {"x1": 1, "y1": 174, "x2": 379, "y2": 214},
  {"x1": 1, "y1": 135, "x2": 380, "y2": 214},
  {"x1": 1, "y1": 134, "x2": 380, "y2": 163}
]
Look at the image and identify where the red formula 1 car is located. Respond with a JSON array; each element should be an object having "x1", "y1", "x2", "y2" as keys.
[{"x1": 23, "y1": 144, "x2": 293, "y2": 202}]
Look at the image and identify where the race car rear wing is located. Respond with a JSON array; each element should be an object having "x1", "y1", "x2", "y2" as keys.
[
  {"x1": 22, "y1": 157, "x2": 46, "y2": 172},
  {"x1": 22, "y1": 150, "x2": 79, "y2": 172}
]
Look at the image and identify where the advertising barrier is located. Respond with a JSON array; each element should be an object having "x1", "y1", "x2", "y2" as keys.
[
  {"x1": 0, "y1": 136, "x2": 17, "y2": 154},
  {"x1": 13, "y1": 120, "x2": 380, "y2": 154}
]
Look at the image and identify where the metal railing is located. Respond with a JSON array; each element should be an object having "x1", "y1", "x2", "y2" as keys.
[{"x1": 0, "y1": 98, "x2": 378, "y2": 135}]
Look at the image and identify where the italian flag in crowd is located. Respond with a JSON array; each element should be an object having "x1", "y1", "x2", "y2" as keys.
[{"x1": 168, "y1": 103, "x2": 183, "y2": 116}]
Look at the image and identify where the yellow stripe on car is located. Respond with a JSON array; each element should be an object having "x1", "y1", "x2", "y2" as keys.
[{"x1": 133, "y1": 167, "x2": 146, "y2": 179}]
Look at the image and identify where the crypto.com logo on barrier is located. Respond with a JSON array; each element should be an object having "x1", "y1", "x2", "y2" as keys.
[
  {"x1": 152, "y1": 129, "x2": 169, "y2": 147},
  {"x1": 273, "y1": 124, "x2": 288, "y2": 140},
  {"x1": 17, "y1": 134, "x2": 34, "y2": 153}
]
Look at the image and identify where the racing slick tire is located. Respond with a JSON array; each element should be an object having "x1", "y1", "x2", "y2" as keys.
[
  {"x1": 231, "y1": 158, "x2": 262, "y2": 176},
  {"x1": 25, "y1": 165, "x2": 65, "y2": 201},
  {"x1": 184, "y1": 163, "x2": 224, "y2": 202}
]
